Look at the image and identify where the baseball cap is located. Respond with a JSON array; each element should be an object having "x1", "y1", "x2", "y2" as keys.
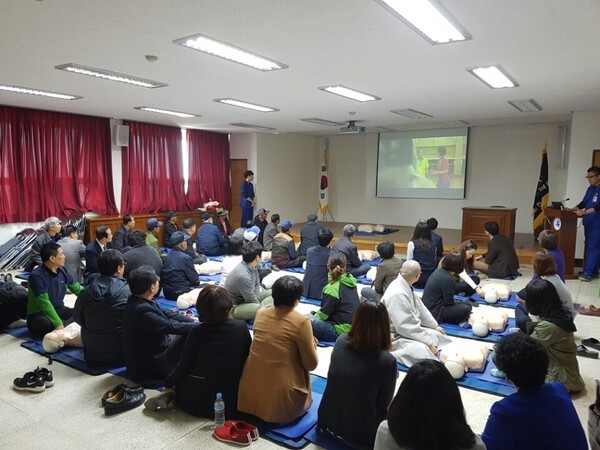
[
  {"x1": 146, "y1": 218, "x2": 163, "y2": 229},
  {"x1": 257, "y1": 208, "x2": 270, "y2": 216},
  {"x1": 244, "y1": 226, "x2": 260, "y2": 241},
  {"x1": 170, "y1": 231, "x2": 185, "y2": 246},
  {"x1": 281, "y1": 220, "x2": 293, "y2": 230}
]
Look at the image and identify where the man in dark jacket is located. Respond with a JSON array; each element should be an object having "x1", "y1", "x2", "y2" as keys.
[
  {"x1": 253, "y1": 208, "x2": 270, "y2": 245},
  {"x1": 331, "y1": 224, "x2": 370, "y2": 278},
  {"x1": 303, "y1": 228, "x2": 334, "y2": 299},
  {"x1": 26, "y1": 216, "x2": 62, "y2": 271},
  {"x1": 84, "y1": 225, "x2": 113, "y2": 284},
  {"x1": 196, "y1": 213, "x2": 228, "y2": 256},
  {"x1": 164, "y1": 211, "x2": 178, "y2": 248},
  {"x1": 123, "y1": 230, "x2": 163, "y2": 279},
  {"x1": 122, "y1": 265, "x2": 197, "y2": 388},
  {"x1": 111, "y1": 214, "x2": 135, "y2": 253},
  {"x1": 73, "y1": 249, "x2": 130, "y2": 366},
  {"x1": 477, "y1": 221, "x2": 520, "y2": 278},
  {"x1": 298, "y1": 214, "x2": 325, "y2": 257},
  {"x1": 161, "y1": 231, "x2": 200, "y2": 300}
]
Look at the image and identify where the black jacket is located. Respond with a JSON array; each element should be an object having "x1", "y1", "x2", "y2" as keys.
[
  {"x1": 298, "y1": 222, "x2": 325, "y2": 257},
  {"x1": 73, "y1": 275, "x2": 130, "y2": 366},
  {"x1": 303, "y1": 246, "x2": 332, "y2": 299},
  {"x1": 122, "y1": 295, "x2": 197, "y2": 387},
  {"x1": 161, "y1": 248, "x2": 200, "y2": 300},
  {"x1": 123, "y1": 244, "x2": 163, "y2": 278}
]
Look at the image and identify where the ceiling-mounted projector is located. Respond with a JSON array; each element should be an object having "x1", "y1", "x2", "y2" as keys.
[{"x1": 340, "y1": 121, "x2": 365, "y2": 135}]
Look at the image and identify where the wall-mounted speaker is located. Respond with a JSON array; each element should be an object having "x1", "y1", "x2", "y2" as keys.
[{"x1": 112, "y1": 124, "x2": 130, "y2": 147}]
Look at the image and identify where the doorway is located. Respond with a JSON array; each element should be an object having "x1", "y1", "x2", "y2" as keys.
[{"x1": 230, "y1": 159, "x2": 248, "y2": 228}]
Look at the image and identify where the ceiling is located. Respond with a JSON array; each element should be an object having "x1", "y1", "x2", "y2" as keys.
[{"x1": 2, "y1": 0, "x2": 599, "y2": 135}]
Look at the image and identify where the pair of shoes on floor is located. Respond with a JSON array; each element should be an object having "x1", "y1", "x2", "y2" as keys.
[
  {"x1": 578, "y1": 305, "x2": 600, "y2": 316},
  {"x1": 213, "y1": 420, "x2": 259, "y2": 446},
  {"x1": 582, "y1": 337, "x2": 600, "y2": 351},
  {"x1": 144, "y1": 390, "x2": 176, "y2": 411},
  {"x1": 577, "y1": 344, "x2": 599, "y2": 359},
  {"x1": 579, "y1": 273, "x2": 594, "y2": 282},
  {"x1": 579, "y1": 271, "x2": 599, "y2": 279},
  {"x1": 13, "y1": 367, "x2": 54, "y2": 393},
  {"x1": 102, "y1": 383, "x2": 145, "y2": 415}
]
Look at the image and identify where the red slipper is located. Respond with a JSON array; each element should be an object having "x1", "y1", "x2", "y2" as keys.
[
  {"x1": 225, "y1": 420, "x2": 259, "y2": 441},
  {"x1": 213, "y1": 425, "x2": 251, "y2": 446},
  {"x1": 579, "y1": 305, "x2": 600, "y2": 316}
]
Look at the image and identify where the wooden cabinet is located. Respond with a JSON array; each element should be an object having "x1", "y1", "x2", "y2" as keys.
[{"x1": 461, "y1": 207, "x2": 517, "y2": 247}]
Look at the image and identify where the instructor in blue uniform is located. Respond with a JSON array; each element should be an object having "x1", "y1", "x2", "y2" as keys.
[
  {"x1": 568, "y1": 165, "x2": 600, "y2": 281},
  {"x1": 240, "y1": 170, "x2": 256, "y2": 228}
]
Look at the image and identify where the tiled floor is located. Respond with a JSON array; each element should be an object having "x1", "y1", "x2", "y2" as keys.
[{"x1": 1, "y1": 265, "x2": 598, "y2": 449}]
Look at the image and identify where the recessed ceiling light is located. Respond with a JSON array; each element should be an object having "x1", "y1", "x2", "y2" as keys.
[
  {"x1": 318, "y1": 85, "x2": 381, "y2": 102},
  {"x1": 442, "y1": 120, "x2": 470, "y2": 126},
  {"x1": 55, "y1": 63, "x2": 168, "y2": 88},
  {"x1": 0, "y1": 84, "x2": 81, "y2": 100},
  {"x1": 300, "y1": 118, "x2": 346, "y2": 127},
  {"x1": 230, "y1": 123, "x2": 276, "y2": 131},
  {"x1": 174, "y1": 33, "x2": 288, "y2": 72},
  {"x1": 377, "y1": 0, "x2": 471, "y2": 44},
  {"x1": 391, "y1": 109, "x2": 433, "y2": 119},
  {"x1": 467, "y1": 65, "x2": 518, "y2": 89},
  {"x1": 214, "y1": 98, "x2": 279, "y2": 112},
  {"x1": 134, "y1": 107, "x2": 199, "y2": 118},
  {"x1": 508, "y1": 99, "x2": 543, "y2": 112}
]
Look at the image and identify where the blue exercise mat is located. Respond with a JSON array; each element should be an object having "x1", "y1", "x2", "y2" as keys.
[
  {"x1": 355, "y1": 276, "x2": 372, "y2": 285},
  {"x1": 365, "y1": 257, "x2": 382, "y2": 267},
  {"x1": 442, "y1": 318, "x2": 516, "y2": 343},
  {"x1": 300, "y1": 296, "x2": 321, "y2": 306},
  {"x1": 283, "y1": 267, "x2": 306, "y2": 273},
  {"x1": 463, "y1": 291, "x2": 520, "y2": 309},
  {"x1": 198, "y1": 273, "x2": 221, "y2": 282},
  {"x1": 15, "y1": 272, "x2": 29, "y2": 280},
  {"x1": 20, "y1": 341, "x2": 108, "y2": 376}
]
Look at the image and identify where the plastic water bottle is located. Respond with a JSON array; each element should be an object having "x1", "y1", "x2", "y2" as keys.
[{"x1": 214, "y1": 393, "x2": 225, "y2": 428}]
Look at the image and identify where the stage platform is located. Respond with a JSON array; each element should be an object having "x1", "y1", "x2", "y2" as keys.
[{"x1": 289, "y1": 221, "x2": 541, "y2": 266}]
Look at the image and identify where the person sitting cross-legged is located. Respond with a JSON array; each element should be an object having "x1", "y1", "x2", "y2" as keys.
[
  {"x1": 271, "y1": 220, "x2": 305, "y2": 269},
  {"x1": 331, "y1": 224, "x2": 370, "y2": 278},
  {"x1": 303, "y1": 228, "x2": 334, "y2": 299},
  {"x1": 197, "y1": 212, "x2": 228, "y2": 256},
  {"x1": 145, "y1": 218, "x2": 164, "y2": 256},
  {"x1": 57, "y1": 224, "x2": 86, "y2": 284},
  {"x1": 84, "y1": 225, "x2": 113, "y2": 283},
  {"x1": 297, "y1": 214, "x2": 325, "y2": 257},
  {"x1": 163, "y1": 211, "x2": 179, "y2": 248},
  {"x1": 181, "y1": 218, "x2": 206, "y2": 265},
  {"x1": 262, "y1": 213, "x2": 280, "y2": 251},
  {"x1": 111, "y1": 214, "x2": 135, "y2": 254},
  {"x1": 481, "y1": 333, "x2": 587, "y2": 450},
  {"x1": 73, "y1": 249, "x2": 130, "y2": 367},
  {"x1": 161, "y1": 231, "x2": 201, "y2": 300},
  {"x1": 123, "y1": 230, "x2": 163, "y2": 280},
  {"x1": 371, "y1": 240, "x2": 403, "y2": 300},
  {"x1": 224, "y1": 241, "x2": 273, "y2": 321},
  {"x1": 474, "y1": 221, "x2": 520, "y2": 278}
]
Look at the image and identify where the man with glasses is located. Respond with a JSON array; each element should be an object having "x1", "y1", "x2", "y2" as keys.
[{"x1": 567, "y1": 166, "x2": 600, "y2": 281}]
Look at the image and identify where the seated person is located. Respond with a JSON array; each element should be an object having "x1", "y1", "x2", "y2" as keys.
[
  {"x1": 331, "y1": 224, "x2": 370, "y2": 278},
  {"x1": 482, "y1": 333, "x2": 587, "y2": 450},
  {"x1": 27, "y1": 243, "x2": 83, "y2": 336},
  {"x1": 318, "y1": 301, "x2": 397, "y2": 449},
  {"x1": 297, "y1": 214, "x2": 325, "y2": 257},
  {"x1": 196, "y1": 212, "x2": 228, "y2": 256},
  {"x1": 381, "y1": 260, "x2": 452, "y2": 367},
  {"x1": 0, "y1": 278, "x2": 28, "y2": 329},
  {"x1": 145, "y1": 218, "x2": 164, "y2": 256},
  {"x1": 219, "y1": 236, "x2": 244, "y2": 287},
  {"x1": 374, "y1": 360, "x2": 485, "y2": 450},
  {"x1": 372, "y1": 241, "x2": 402, "y2": 299},
  {"x1": 524, "y1": 279, "x2": 584, "y2": 393},
  {"x1": 538, "y1": 229, "x2": 566, "y2": 281},
  {"x1": 214, "y1": 210, "x2": 234, "y2": 239},
  {"x1": 163, "y1": 211, "x2": 178, "y2": 248},
  {"x1": 111, "y1": 214, "x2": 135, "y2": 254},
  {"x1": 406, "y1": 222, "x2": 438, "y2": 288},
  {"x1": 181, "y1": 218, "x2": 206, "y2": 265},
  {"x1": 223, "y1": 241, "x2": 272, "y2": 320},
  {"x1": 161, "y1": 231, "x2": 201, "y2": 300},
  {"x1": 253, "y1": 208, "x2": 270, "y2": 246},
  {"x1": 303, "y1": 228, "x2": 334, "y2": 299},
  {"x1": 153, "y1": 285, "x2": 251, "y2": 417},
  {"x1": 422, "y1": 252, "x2": 472, "y2": 325},
  {"x1": 26, "y1": 216, "x2": 62, "y2": 271},
  {"x1": 238, "y1": 276, "x2": 318, "y2": 423},
  {"x1": 73, "y1": 249, "x2": 130, "y2": 366},
  {"x1": 123, "y1": 230, "x2": 163, "y2": 279},
  {"x1": 57, "y1": 224, "x2": 86, "y2": 283},
  {"x1": 516, "y1": 252, "x2": 576, "y2": 331},
  {"x1": 309, "y1": 255, "x2": 360, "y2": 342},
  {"x1": 474, "y1": 221, "x2": 519, "y2": 278},
  {"x1": 271, "y1": 220, "x2": 305, "y2": 269},
  {"x1": 427, "y1": 217, "x2": 444, "y2": 262},
  {"x1": 262, "y1": 213, "x2": 280, "y2": 251},
  {"x1": 122, "y1": 266, "x2": 197, "y2": 388},
  {"x1": 439, "y1": 241, "x2": 484, "y2": 298},
  {"x1": 84, "y1": 225, "x2": 113, "y2": 283}
]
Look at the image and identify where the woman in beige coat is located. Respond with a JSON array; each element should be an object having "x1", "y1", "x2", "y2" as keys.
[{"x1": 237, "y1": 276, "x2": 318, "y2": 423}]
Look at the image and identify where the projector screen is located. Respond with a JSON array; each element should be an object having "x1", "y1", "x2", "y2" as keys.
[{"x1": 376, "y1": 127, "x2": 469, "y2": 199}]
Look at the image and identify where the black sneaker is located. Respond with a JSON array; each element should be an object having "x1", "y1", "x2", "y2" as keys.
[
  {"x1": 34, "y1": 367, "x2": 54, "y2": 388},
  {"x1": 13, "y1": 371, "x2": 45, "y2": 393}
]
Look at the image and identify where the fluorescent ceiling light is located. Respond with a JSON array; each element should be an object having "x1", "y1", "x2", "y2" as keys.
[
  {"x1": 230, "y1": 123, "x2": 276, "y2": 132},
  {"x1": 0, "y1": 85, "x2": 81, "y2": 100},
  {"x1": 467, "y1": 65, "x2": 518, "y2": 89},
  {"x1": 214, "y1": 98, "x2": 279, "y2": 112},
  {"x1": 134, "y1": 107, "x2": 198, "y2": 118},
  {"x1": 442, "y1": 120, "x2": 470, "y2": 126},
  {"x1": 174, "y1": 34, "x2": 288, "y2": 72},
  {"x1": 377, "y1": 0, "x2": 471, "y2": 44},
  {"x1": 508, "y1": 99, "x2": 543, "y2": 112},
  {"x1": 391, "y1": 109, "x2": 433, "y2": 119},
  {"x1": 300, "y1": 117, "x2": 345, "y2": 127},
  {"x1": 55, "y1": 63, "x2": 167, "y2": 88},
  {"x1": 318, "y1": 85, "x2": 381, "y2": 102}
]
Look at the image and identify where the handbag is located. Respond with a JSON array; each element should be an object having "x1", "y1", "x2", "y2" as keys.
[{"x1": 588, "y1": 379, "x2": 600, "y2": 450}]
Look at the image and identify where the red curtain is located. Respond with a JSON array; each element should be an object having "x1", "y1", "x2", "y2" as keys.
[
  {"x1": 186, "y1": 129, "x2": 231, "y2": 209},
  {"x1": 0, "y1": 106, "x2": 117, "y2": 223},
  {"x1": 121, "y1": 121, "x2": 190, "y2": 214}
]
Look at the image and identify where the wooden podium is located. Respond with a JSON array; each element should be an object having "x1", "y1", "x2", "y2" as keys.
[
  {"x1": 544, "y1": 208, "x2": 578, "y2": 279},
  {"x1": 461, "y1": 207, "x2": 517, "y2": 247}
]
